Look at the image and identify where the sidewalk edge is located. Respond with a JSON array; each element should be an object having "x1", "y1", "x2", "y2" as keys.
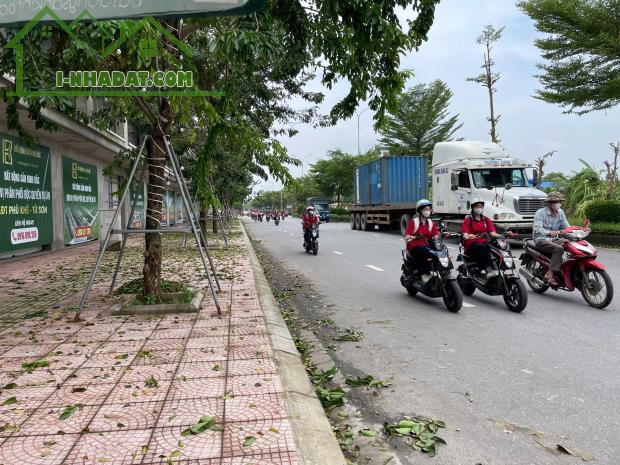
[{"x1": 242, "y1": 224, "x2": 347, "y2": 465}]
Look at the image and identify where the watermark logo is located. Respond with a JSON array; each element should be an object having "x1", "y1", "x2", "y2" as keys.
[{"x1": 5, "y1": 6, "x2": 223, "y2": 98}]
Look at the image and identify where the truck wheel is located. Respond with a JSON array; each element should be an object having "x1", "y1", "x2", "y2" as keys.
[
  {"x1": 355, "y1": 213, "x2": 362, "y2": 230},
  {"x1": 361, "y1": 214, "x2": 372, "y2": 231},
  {"x1": 400, "y1": 214, "x2": 411, "y2": 236},
  {"x1": 350, "y1": 214, "x2": 357, "y2": 230}
]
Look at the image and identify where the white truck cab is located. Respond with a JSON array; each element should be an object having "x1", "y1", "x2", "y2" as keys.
[{"x1": 431, "y1": 141, "x2": 547, "y2": 234}]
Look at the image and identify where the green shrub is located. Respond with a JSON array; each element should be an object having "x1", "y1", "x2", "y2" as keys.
[
  {"x1": 329, "y1": 214, "x2": 350, "y2": 222},
  {"x1": 583, "y1": 200, "x2": 620, "y2": 223},
  {"x1": 330, "y1": 207, "x2": 348, "y2": 215}
]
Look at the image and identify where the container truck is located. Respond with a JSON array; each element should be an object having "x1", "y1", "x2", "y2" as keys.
[
  {"x1": 348, "y1": 142, "x2": 547, "y2": 235},
  {"x1": 348, "y1": 155, "x2": 428, "y2": 234}
]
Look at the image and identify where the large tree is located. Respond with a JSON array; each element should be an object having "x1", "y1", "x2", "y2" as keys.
[
  {"x1": 379, "y1": 80, "x2": 463, "y2": 156},
  {"x1": 310, "y1": 149, "x2": 359, "y2": 205},
  {"x1": 518, "y1": 0, "x2": 620, "y2": 114},
  {"x1": 0, "y1": 0, "x2": 440, "y2": 300}
]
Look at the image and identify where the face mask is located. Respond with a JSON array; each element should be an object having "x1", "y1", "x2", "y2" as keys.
[
  {"x1": 421, "y1": 209, "x2": 431, "y2": 218},
  {"x1": 552, "y1": 203, "x2": 561, "y2": 210},
  {"x1": 473, "y1": 207, "x2": 483, "y2": 215}
]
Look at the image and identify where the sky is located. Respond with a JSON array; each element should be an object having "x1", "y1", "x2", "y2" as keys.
[{"x1": 255, "y1": 0, "x2": 620, "y2": 193}]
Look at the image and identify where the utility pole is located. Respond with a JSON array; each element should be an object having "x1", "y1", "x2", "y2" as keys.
[{"x1": 356, "y1": 108, "x2": 370, "y2": 156}]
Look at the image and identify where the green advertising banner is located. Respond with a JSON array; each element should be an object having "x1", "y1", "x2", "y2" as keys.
[
  {"x1": 130, "y1": 180, "x2": 145, "y2": 228},
  {"x1": 0, "y1": 0, "x2": 266, "y2": 26},
  {"x1": 62, "y1": 156, "x2": 99, "y2": 245},
  {"x1": 0, "y1": 133, "x2": 53, "y2": 253}
]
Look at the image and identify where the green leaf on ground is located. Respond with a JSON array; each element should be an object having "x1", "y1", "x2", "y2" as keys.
[
  {"x1": 137, "y1": 351, "x2": 152, "y2": 358},
  {"x1": 212, "y1": 364, "x2": 224, "y2": 372},
  {"x1": 181, "y1": 416, "x2": 221, "y2": 436},
  {"x1": 114, "y1": 354, "x2": 129, "y2": 360},
  {"x1": 170, "y1": 450, "x2": 182, "y2": 458},
  {"x1": 384, "y1": 417, "x2": 446, "y2": 456},
  {"x1": 145, "y1": 376, "x2": 159, "y2": 388},
  {"x1": 310, "y1": 366, "x2": 338, "y2": 385},
  {"x1": 360, "y1": 429, "x2": 378, "y2": 437},
  {"x1": 71, "y1": 387, "x2": 87, "y2": 393},
  {"x1": 243, "y1": 436, "x2": 255, "y2": 447},
  {"x1": 316, "y1": 386, "x2": 345, "y2": 409},
  {"x1": 21, "y1": 359, "x2": 50, "y2": 373},
  {"x1": 59, "y1": 404, "x2": 83, "y2": 421},
  {"x1": 335, "y1": 328, "x2": 363, "y2": 342},
  {"x1": 1, "y1": 397, "x2": 17, "y2": 406},
  {"x1": 2, "y1": 383, "x2": 17, "y2": 390}
]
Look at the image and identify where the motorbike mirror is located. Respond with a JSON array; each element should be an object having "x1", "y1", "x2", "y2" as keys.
[
  {"x1": 505, "y1": 183, "x2": 513, "y2": 190},
  {"x1": 486, "y1": 184, "x2": 494, "y2": 190}
]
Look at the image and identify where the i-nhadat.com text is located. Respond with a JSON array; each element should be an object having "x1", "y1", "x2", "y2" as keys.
[{"x1": 55, "y1": 70, "x2": 194, "y2": 89}]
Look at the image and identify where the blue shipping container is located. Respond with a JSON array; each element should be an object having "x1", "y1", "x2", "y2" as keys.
[{"x1": 355, "y1": 156, "x2": 427, "y2": 205}]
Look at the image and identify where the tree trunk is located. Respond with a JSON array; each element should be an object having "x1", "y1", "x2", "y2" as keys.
[
  {"x1": 200, "y1": 204, "x2": 209, "y2": 240},
  {"x1": 143, "y1": 99, "x2": 174, "y2": 301}
]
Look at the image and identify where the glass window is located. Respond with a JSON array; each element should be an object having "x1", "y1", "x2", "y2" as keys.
[
  {"x1": 106, "y1": 176, "x2": 121, "y2": 209},
  {"x1": 471, "y1": 169, "x2": 528, "y2": 188},
  {"x1": 458, "y1": 170, "x2": 470, "y2": 188}
]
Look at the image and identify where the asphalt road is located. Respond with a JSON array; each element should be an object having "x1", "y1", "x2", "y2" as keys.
[{"x1": 245, "y1": 217, "x2": 620, "y2": 465}]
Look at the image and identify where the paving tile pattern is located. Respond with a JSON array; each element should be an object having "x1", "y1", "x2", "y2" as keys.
[{"x1": 0, "y1": 232, "x2": 299, "y2": 464}]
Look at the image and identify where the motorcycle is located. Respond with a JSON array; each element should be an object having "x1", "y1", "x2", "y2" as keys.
[
  {"x1": 519, "y1": 224, "x2": 613, "y2": 309},
  {"x1": 266, "y1": 213, "x2": 271, "y2": 222},
  {"x1": 304, "y1": 224, "x2": 319, "y2": 255},
  {"x1": 400, "y1": 233, "x2": 463, "y2": 312},
  {"x1": 259, "y1": 214, "x2": 263, "y2": 222},
  {"x1": 456, "y1": 233, "x2": 528, "y2": 313},
  {"x1": 274, "y1": 215, "x2": 280, "y2": 226}
]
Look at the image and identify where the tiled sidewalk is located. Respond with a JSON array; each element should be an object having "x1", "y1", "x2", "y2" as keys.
[{"x1": 0, "y1": 233, "x2": 300, "y2": 465}]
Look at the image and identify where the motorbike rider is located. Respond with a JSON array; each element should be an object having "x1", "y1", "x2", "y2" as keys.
[
  {"x1": 302, "y1": 206, "x2": 320, "y2": 247},
  {"x1": 461, "y1": 198, "x2": 509, "y2": 272},
  {"x1": 404, "y1": 199, "x2": 441, "y2": 282},
  {"x1": 533, "y1": 192, "x2": 570, "y2": 286}
]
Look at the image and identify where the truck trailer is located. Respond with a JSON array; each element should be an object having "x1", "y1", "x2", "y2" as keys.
[{"x1": 348, "y1": 142, "x2": 548, "y2": 235}]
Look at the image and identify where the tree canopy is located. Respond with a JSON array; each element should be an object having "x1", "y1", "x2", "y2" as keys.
[
  {"x1": 518, "y1": 0, "x2": 620, "y2": 114},
  {"x1": 379, "y1": 80, "x2": 462, "y2": 156}
]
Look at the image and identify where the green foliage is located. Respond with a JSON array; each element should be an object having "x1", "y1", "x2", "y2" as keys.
[
  {"x1": 583, "y1": 200, "x2": 620, "y2": 224},
  {"x1": 379, "y1": 80, "x2": 463, "y2": 156},
  {"x1": 309, "y1": 150, "x2": 358, "y2": 204},
  {"x1": 384, "y1": 418, "x2": 446, "y2": 456},
  {"x1": 519, "y1": 0, "x2": 620, "y2": 114},
  {"x1": 563, "y1": 159, "x2": 620, "y2": 217},
  {"x1": 330, "y1": 207, "x2": 348, "y2": 215}
]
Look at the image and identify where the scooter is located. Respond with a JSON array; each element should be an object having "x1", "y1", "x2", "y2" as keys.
[
  {"x1": 400, "y1": 233, "x2": 463, "y2": 312},
  {"x1": 304, "y1": 224, "x2": 319, "y2": 256},
  {"x1": 266, "y1": 213, "x2": 271, "y2": 222},
  {"x1": 274, "y1": 214, "x2": 280, "y2": 226},
  {"x1": 519, "y1": 223, "x2": 613, "y2": 309},
  {"x1": 456, "y1": 233, "x2": 528, "y2": 312}
]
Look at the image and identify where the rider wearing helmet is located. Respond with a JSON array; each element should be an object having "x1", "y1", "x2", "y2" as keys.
[
  {"x1": 404, "y1": 199, "x2": 440, "y2": 280},
  {"x1": 461, "y1": 198, "x2": 503, "y2": 270},
  {"x1": 302, "y1": 205, "x2": 320, "y2": 246}
]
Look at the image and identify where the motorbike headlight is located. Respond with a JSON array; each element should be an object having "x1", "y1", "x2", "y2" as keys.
[
  {"x1": 439, "y1": 256, "x2": 450, "y2": 267},
  {"x1": 504, "y1": 257, "x2": 514, "y2": 268}
]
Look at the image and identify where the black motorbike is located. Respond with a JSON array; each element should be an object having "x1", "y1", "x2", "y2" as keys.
[
  {"x1": 456, "y1": 233, "x2": 528, "y2": 313},
  {"x1": 400, "y1": 233, "x2": 463, "y2": 312},
  {"x1": 304, "y1": 224, "x2": 319, "y2": 255},
  {"x1": 266, "y1": 213, "x2": 271, "y2": 222},
  {"x1": 274, "y1": 214, "x2": 280, "y2": 226}
]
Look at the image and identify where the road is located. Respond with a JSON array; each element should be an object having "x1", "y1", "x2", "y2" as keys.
[{"x1": 245, "y1": 217, "x2": 620, "y2": 465}]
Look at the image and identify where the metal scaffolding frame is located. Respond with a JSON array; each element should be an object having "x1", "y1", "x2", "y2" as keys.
[{"x1": 74, "y1": 135, "x2": 222, "y2": 320}]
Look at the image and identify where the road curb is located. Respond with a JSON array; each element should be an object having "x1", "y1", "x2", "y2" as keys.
[{"x1": 241, "y1": 223, "x2": 347, "y2": 465}]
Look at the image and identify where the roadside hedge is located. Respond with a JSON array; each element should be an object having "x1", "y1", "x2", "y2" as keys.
[
  {"x1": 329, "y1": 214, "x2": 350, "y2": 223},
  {"x1": 330, "y1": 207, "x2": 348, "y2": 215},
  {"x1": 583, "y1": 200, "x2": 620, "y2": 223}
]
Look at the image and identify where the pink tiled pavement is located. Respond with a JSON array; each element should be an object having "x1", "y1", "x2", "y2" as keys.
[{"x1": 0, "y1": 230, "x2": 302, "y2": 464}]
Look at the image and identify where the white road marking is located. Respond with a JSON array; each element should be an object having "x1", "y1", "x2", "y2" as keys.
[
  {"x1": 289, "y1": 234, "x2": 295, "y2": 236},
  {"x1": 333, "y1": 251, "x2": 343, "y2": 255},
  {"x1": 462, "y1": 302, "x2": 475, "y2": 308},
  {"x1": 366, "y1": 265, "x2": 384, "y2": 272}
]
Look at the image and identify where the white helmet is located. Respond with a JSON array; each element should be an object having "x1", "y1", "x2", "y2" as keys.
[
  {"x1": 416, "y1": 199, "x2": 432, "y2": 212},
  {"x1": 306, "y1": 206, "x2": 315, "y2": 212},
  {"x1": 471, "y1": 198, "x2": 485, "y2": 208}
]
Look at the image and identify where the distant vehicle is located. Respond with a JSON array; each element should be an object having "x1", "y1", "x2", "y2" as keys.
[
  {"x1": 306, "y1": 197, "x2": 331, "y2": 222},
  {"x1": 348, "y1": 142, "x2": 548, "y2": 235}
]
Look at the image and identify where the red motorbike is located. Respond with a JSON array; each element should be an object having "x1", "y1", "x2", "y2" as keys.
[{"x1": 519, "y1": 224, "x2": 613, "y2": 309}]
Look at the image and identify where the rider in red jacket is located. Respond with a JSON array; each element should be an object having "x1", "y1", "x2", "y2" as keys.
[{"x1": 302, "y1": 206, "x2": 320, "y2": 246}]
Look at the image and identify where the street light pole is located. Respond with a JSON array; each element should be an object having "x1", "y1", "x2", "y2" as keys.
[
  {"x1": 300, "y1": 153, "x2": 313, "y2": 177},
  {"x1": 356, "y1": 108, "x2": 370, "y2": 156}
]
